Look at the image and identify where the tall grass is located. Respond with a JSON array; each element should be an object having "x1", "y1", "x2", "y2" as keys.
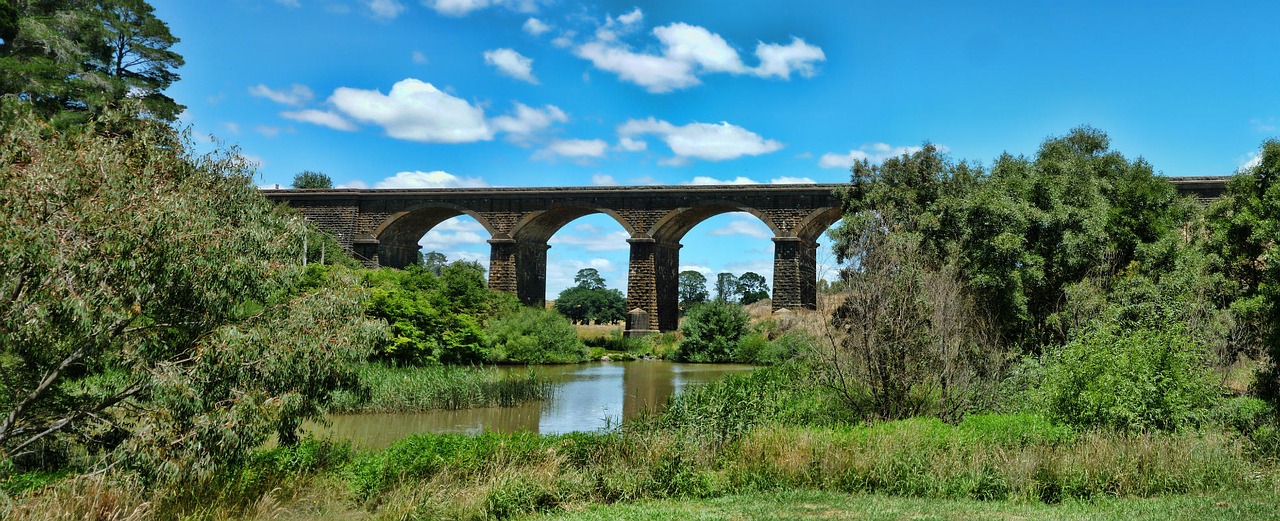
[{"x1": 329, "y1": 363, "x2": 553, "y2": 413}]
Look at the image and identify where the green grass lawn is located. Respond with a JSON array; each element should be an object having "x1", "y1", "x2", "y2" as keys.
[{"x1": 529, "y1": 490, "x2": 1280, "y2": 521}]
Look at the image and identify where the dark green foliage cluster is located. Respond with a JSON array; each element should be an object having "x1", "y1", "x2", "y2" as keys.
[
  {"x1": 827, "y1": 128, "x2": 1280, "y2": 432},
  {"x1": 290, "y1": 170, "x2": 332, "y2": 189},
  {"x1": 554, "y1": 268, "x2": 626, "y2": 325},
  {"x1": 361, "y1": 262, "x2": 515, "y2": 365},
  {"x1": 675, "y1": 302, "x2": 750, "y2": 363},
  {"x1": 1036, "y1": 326, "x2": 1219, "y2": 432},
  {"x1": 485, "y1": 307, "x2": 589, "y2": 364},
  {"x1": 1, "y1": 0, "x2": 184, "y2": 125}
]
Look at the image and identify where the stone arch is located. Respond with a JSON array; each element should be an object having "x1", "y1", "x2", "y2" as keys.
[
  {"x1": 508, "y1": 204, "x2": 635, "y2": 243},
  {"x1": 646, "y1": 201, "x2": 780, "y2": 243},
  {"x1": 502, "y1": 204, "x2": 634, "y2": 308},
  {"x1": 371, "y1": 203, "x2": 498, "y2": 268},
  {"x1": 792, "y1": 206, "x2": 844, "y2": 243}
]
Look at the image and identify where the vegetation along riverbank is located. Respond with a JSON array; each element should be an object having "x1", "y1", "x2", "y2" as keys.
[{"x1": 4, "y1": 2, "x2": 1280, "y2": 519}]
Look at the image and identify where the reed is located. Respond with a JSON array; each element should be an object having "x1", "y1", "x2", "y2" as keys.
[{"x1": 328, "y1": 363, "x2": 553, "y2": 413}]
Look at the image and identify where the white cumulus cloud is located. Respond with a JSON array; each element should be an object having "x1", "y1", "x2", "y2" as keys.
[
  {"x1": 818, "y1": 143, "x2": 935, "y2": 169},
  {"x1": 753, "y1": 37, "x2": 826, "y2": 79},
  {"x1": 619, "y1": 118, "x2": 782, "y2": 163},
  {"x1": 373, "y1": 170, "x2": 488, "y2": 188},
  {"x1": 489, "y1": 102, "x2": 567, "y2": 138},
  {"x1": 549, "y1": 226, "x2": 630, "y2": 252},
  {"x1": 708, "y1": 219, "x2": 773, "y2": 240},
  {"x1": 484, "y1": 48, "x2": 538, "y2": 83},
  {"x1": 329, "y1": 79, "x2": 492, "y2": 143},
  {"x1": 686, "y1": 176, "x2": 758, "y2": 185},
  {"x1": 572, "y1": 10, "x2": 825, "y2": 93},
  {"x1": 523, "y1": 17, "x2": 551, "y2": 36},
  {"x1": 280, "y1": 109, "x2": 357, "y2": 131},
  {"x1": 591, "y1": 174, "x2": 619, "y2": 186},
  {"x1": 770, "y1": 176, "x2": 816, "y2": 184},
  {"x1": 425, "y1": 0, "x2": 540, "y2": 16},
  {"x1": 248, "y1": 83, "x2": 314, "y2": 107},
  {"x1": 366, "y1": 0, "x2": 405, "y2": 19},
  {"x1": 537, "y1": 138, "x2": 609, "y2": 160}
]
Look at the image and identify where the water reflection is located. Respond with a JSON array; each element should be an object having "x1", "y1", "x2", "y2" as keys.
[{"x1": 314, "y1": 361, "x2": 752, "y2": 449}]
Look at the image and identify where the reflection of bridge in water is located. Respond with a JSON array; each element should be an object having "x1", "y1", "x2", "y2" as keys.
[{"x1": 263, "y1": 177, "x2": 1227, "y2": 336}]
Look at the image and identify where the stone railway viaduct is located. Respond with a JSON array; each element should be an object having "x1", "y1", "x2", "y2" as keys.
[{"x1": 262, "y1": 176, "x2": 1228, "y2": 336}]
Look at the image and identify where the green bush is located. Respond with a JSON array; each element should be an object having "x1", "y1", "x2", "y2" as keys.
[
  {"x1": 676, "y1": 302, "x2": 749, "y2": 363},
  {"x1": 1036, "y1": 326, "x2": 1221, "y2": 432},
  {"x1": 485, "y1": 307, "x2": 589, "y2": 364},
  {"x1": 362, "y1": 264, "x2": 511, "y2": 365}
]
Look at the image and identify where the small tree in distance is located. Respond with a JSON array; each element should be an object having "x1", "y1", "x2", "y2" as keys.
[
  {"x1": 678, "y1": 270, "x2": 709, "y2": 311},
  {"x1": 292, "y1": 170, "x2": 333, "y2": 189},
  {"x1": 738, "y1": 272, "x2": 769, "y2": 304}
]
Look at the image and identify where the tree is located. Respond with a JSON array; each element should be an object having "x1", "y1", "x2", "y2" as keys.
[
  {"x1": 820, "y1": 214, "x2": 1001, "y2": 422},
  {"x1": 714, "y1": 272, "x2": 740, "y2": 303},
  {"x1": 0, "y1": 0, "x2": 185, "y2": 124},
  {"x1": 678, "y1": 270, "x2": 708, "y2": 310},
  {"x1": 675, "y1": 302, "x2": 750, "y2": 363},
  {"x1": 738, "y1": 272, "x2": 769, "y2": 304},
  {"x1": 0, "y1": 104, "x2": 384, "y2": 482},
  {"x1": 292, "y1": 170, "x2": 333, "y2": 189},
  {"x1": 574, "y1": 267, "x2": 606, "y2": 290},
  {"x1": 421, "y1": 250, "x2": 448, "y2": 275},
  {"x1": 1210, "y1": 140, "x2": 1280, "y2": 412},
  {"x1": 554, "y1": 269, "x2": 625, "y2": 325},
  {"x1": 88, "y1": 0, "x2": 185, "y2": 121}
]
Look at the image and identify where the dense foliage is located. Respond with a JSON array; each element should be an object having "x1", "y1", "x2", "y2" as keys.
[
  {"x1": 0, "y1": 0, "x2": 184, "y2": 124},
  {"x1": 485, "y1": 307, "x2": 589, "y2": 364},
  {"x1": 554, "y1": 268, "x2": 626, "y2": 325},
  {"x1": 290, "y1": 170, "x2": 332, "y2": 189},
  {"x1": 361, "y1": 262, "x2": 515, "y2": 365},
  {"x1": 676, "y1": 302, "x2": 750, "y2": 363},
  {"x1": 0, "y1": 103, "x2": 385, "y2": 482}
]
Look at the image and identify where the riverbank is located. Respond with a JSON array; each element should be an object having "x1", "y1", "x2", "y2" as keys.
[{"x1": 8, "y1": 414, "x2": 1276, "y2": 520}]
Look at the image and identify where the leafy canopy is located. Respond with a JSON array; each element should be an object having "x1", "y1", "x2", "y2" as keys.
[{"x1": 0, "y1": 102, "x2": 383, "y2": 482}]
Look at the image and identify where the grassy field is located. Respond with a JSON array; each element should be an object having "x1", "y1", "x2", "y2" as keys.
[{"x1": 530, "y1": 489, "x2": 1280, "y2": 521}]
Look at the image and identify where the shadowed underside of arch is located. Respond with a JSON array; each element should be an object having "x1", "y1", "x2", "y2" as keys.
[{"x1": 373, "y1": 204, "x2": 498, "y2": 268}]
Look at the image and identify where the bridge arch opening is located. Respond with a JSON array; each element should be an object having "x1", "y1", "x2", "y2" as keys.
[
  {"x1": 545, "y1": 214, "x2": 631, "y2": 325},
  {"x1": 371, "y1": 204, "x2": 497, "y2": 269},
  {"x1": 498, "y1": 206, "x2": 633, "y2": 312}
]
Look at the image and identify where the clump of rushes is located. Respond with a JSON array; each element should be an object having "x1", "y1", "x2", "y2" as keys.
[{"x1": 328, "y1": 364, "x2": 552, "y2": 413}]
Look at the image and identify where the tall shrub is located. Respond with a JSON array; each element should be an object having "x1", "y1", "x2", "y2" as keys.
[
  {"x1": 676, "y1": 302, "x2": 749, "y2": 363},
  {"x1": 1037, "y1": 325, "x2": 1220, "y2": 431}
]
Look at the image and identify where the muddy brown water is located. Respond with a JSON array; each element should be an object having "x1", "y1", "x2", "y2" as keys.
[{"x1": 307, "y1": 361, "x2": 754, "y2": 449}]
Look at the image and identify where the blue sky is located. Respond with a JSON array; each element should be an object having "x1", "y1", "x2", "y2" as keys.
[{"x1": 154, "y1": 0, "x2": 1279, "y2": 297}]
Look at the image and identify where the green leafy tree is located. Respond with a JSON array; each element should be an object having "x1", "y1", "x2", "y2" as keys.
[
  {"x1": 1209, "y1": 140, "x2": 1280, "y2": 410},
  {"x1": 678, "y1": 270, "x2": 709, "y2": 310},
  {"x1": 362, "y1": 260, "x2": 508, "y2": 366},
  {"x1": 574, "y1": 267, "x2": 606, "y2": 290},
  {"x1": 0, "y1": 104, "x2": 384, "y2": 481},
  {"x1": 714, "y1": 272, "x2": 740, "y2": 303},
  {"x1": 485, "y1": 307, "x2": 588, "y2": 364},
  {"x1": 554, "y1": 268, "x2": 626, "y2": 325},
  {"x1": 738, "y1": 271, "x2": 769, "y2": 304},
  {"x1": 0, "y1": 0, "x2": 184, "y2": 124},
  {"x1": 421, "y1": 250, "x2": 448, "y2": 275},
  {"x1": 675, "y1": 301, "x2": 749, "y2": 363},
  {"x1": 292, "y1": 170, "x2": 333, "y2": 189}
]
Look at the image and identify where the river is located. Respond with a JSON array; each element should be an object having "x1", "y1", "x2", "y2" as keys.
[{"x1": 309, "y1": 361, "x2": 754, "y2": 449}]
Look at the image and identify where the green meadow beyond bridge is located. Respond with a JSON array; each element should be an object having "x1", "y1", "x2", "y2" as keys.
[{"x1": 263, "y1": 177, "x2": 1227, "y2": 336}]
